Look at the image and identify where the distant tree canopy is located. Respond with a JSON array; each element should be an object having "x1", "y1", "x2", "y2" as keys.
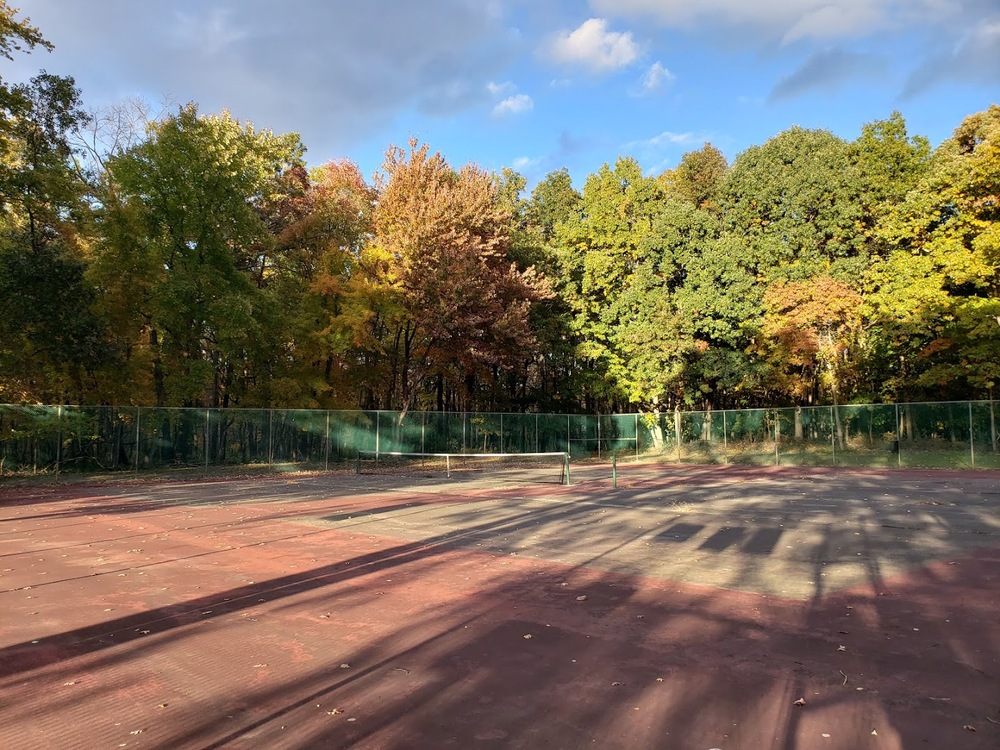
[{"x1": 1, "y1": 6, "x2": 997, "y2": 411}]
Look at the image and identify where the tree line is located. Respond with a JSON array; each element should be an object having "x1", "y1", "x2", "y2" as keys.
[{"x1": 1, "y1": 5, "x2": 998, "y2": 414}]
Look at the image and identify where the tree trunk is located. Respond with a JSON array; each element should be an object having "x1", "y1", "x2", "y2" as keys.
[
  {"x1": 150, "y1": 328, "x2": 166, "y2": 408},
  {"x1": 832, "y1": 385, "x2": 845, "y2": 451}
]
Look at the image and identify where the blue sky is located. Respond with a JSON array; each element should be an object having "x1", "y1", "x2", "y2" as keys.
[{"x1": 7, "y1": 0, "x2": 1000, "y2": 187}]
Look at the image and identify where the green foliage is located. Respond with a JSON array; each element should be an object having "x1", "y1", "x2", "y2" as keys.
[
  {"x1": 95, "y1": 105, "x2": 305, "y2": 406},
  {"x1": 0, "y1": 6, "x2": 994, "y2": 418}
]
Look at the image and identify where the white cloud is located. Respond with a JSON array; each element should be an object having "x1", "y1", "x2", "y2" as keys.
[
  {"x1": 493, "y1": 93, "x2": 533, "y2": 116},
  {"x1": 6, "y1": 0, "x2": 521, "y2": 164},
  {"x1": 638, "y1": 61, "x2": 675, "y2": 93},
  {"x1": 546, "y1": 18, "x2": 639, "y2": 71},
  {"x1": 511, "y1": 155, "x2": 540, "y2": 170}
]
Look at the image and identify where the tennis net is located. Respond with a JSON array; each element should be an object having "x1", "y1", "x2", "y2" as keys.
[{"x1": 356, "y1": 450, "x2": 570, "y2": 485}]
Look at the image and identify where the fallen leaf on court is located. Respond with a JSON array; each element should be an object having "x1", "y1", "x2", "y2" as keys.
[
  {"x1": 63, "y1": 681, "x2": 77, "y2": 686},
  {"x1": 963, "y1": 725, "x2": 976, "y2": 732},
  {"x1": 327, "y1": 708, "x2": 343, "y2": 715},
  {"x1": 837, "y1": 645, "x2": 846, "y2": 651},
  {"x1": 611, "y1": 681, "x2": 622, "y2": 686},
  {"x1": 157, "y1": 703, "x2": 168, "y2": 708},
  {"x1": 523, "y1": 634, "x2": 533, "y2": 639},
  {"x1": 821, "y1": 733, "x2": 830, "y2": 738},
  {"x1": 576, "y1": 595, "x2": 587, "y2": 601},
  {"x1": 339, "y1": 663, "x2": 351, "y2": 669},
  {"x1": 253, "y1": 663, "x2": 267, "y2": 668},
  {"x1": 655, "y1": 678, "x2": 664, "y2": 682},
  {"x1": 871, "y1": 729, "x2": 878, "y2": 736},
  {"x1": 793, "y1": 697, "x2": 806, "y2": 706}
]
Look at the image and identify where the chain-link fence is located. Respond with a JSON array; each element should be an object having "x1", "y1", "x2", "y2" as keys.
[{"x1": 1, "y1": 401, "x2": 997, "y2": 477}]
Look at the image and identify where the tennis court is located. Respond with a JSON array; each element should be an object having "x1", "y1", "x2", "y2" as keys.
[{"x1": 1, "y1": 463, "x2": 998, "y2": 749}]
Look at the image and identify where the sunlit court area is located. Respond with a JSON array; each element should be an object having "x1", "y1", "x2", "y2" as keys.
[{"x1": 1, "y1": 463, "x2": 998, "y2": 749}]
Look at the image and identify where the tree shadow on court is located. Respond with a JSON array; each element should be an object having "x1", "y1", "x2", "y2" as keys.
[{"x1": 1, "y1": 466, "x2": 998, "y2": 749}]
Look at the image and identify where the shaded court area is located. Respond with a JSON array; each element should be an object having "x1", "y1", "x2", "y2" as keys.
[{"x1": 0, "y1": 464, "x2": 998, "y2": 749}]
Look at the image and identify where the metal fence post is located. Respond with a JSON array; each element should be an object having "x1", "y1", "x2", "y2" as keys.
[
  {"x1": 774, "y1": 410, "x2": 780, "y2": 466},
  {"x1": 831, "y1": 406, "x2": 836, "y2": 465},
  {"x1": 325, "y1": 411, "x2": 331, "y2": 471},
  {"x1": 204, "y1": 409, "x2": 210, "y2": 469},
  {"x1": 500, "y1": 412, "x2": 504, "y2": 453},
  {"x1": 895, "y1": 404, "x2": 903, "y2": 467},
  {"x1": 597, "y1": 413, "x2": 601, "y2": 460},
  {"x1": 969, "y1": 401, "x2": 975, "y2": 468},
  {"x1": 722, "y1": 410, "x2": 728, "y2": 465},
  {"x1": 635, "y1": 413, "x2": 639, "y2": 460},
  {"x1": 535, "y1": 413, "x2": 539, "y2": 453},
  {"x1": 268, "y1": 409, "x2": 273, "y2": 469},
  {"x1": 134, "y1": 406, "x2": 141, "y2": 473},
  {"x1": 55, "y1": 405, "x2": 62, "y2": 477}
]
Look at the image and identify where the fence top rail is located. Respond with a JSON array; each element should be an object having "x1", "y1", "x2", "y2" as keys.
[
  {"x1": 1, "y1": 400, "x2": 997, "y2": 417},
  {"x1": 358, "y1": 451, "x2": 569, "y2": 459}
]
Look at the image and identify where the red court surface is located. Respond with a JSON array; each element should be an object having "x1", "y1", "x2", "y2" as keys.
[{"x1": 0, "y1": 464, "x2": 997, "y2": 749}]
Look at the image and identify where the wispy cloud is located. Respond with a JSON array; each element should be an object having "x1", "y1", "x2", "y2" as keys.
[
  {"x1": 545, "y1": 18, "x2": 639, "y2": 72},
  {"x1": 590, "y1": 0, "x2": 955, "y2": 43},
  {"x1": 634, "y1": 61, "x2": 675, "y2": 95},
  {"x1": 902, "y1": 18, "x2": 1000, "y2": 98},
  {"x1": 511, "y1": 155, "x2": 541, "y2": 170},
  {"x1": 769, "y1": 47, "x2": 885, "y2": 100},
  {"x1": 624, "y1": 130, "x2": 696, "y2": 150},
  {"x1": 486, "y1": 80, "x2": 516, "y2": 97},
  {"x1": 493, "y1": 93, "x2": 534, "y2": 116}
]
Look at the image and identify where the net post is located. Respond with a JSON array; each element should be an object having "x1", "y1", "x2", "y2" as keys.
[
  {"x1": 446, "y1": 454, "x2": 451, "y2": 478},
  {"x1": 356, "y1": 450, "x2": 361, "y2": 475},
  {"x1": 563, "y1": 452, "x2": 570, "y2": 486},
  {"x1": 612, "y1": 453, "x2": 617, "y2": 489}
]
